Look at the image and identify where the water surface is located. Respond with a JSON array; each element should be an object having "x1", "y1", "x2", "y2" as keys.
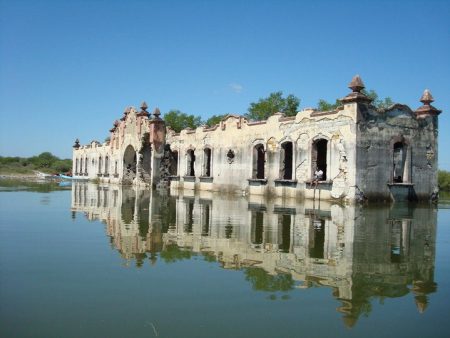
[{"x1": 1, "y1": 181, "x2": 449, "y2": 338}]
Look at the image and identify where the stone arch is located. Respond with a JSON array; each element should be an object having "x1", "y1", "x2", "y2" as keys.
[
  {"x1": 186, "y1": 148, "x2": 196, "y2": 176},
  {"x1": 123, "y1": 145, "x2": 137, "y2": 184},
  {"x1": 203, "y1": 145, "x2": 212, "y2": 177},
  {"x1": 390, "y1": 136, "x2": 411, "y2": 183},
  {"x1": 98, "y1": 156, "x2": 103, "y2": 174},
  {"x1": 279, "y1": 139, "x2": 294, "y2": 180},
  {"x1": 104, "y1": 155, "x2": 109, "y2": 175},
  {"x1": 253, "y1": 143, "x2": 266, "y2": 179}
]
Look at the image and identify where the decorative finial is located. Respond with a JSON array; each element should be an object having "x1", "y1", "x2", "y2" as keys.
[
  {"x1": 415, "y1": 89, "x2": 441, "y2": 118},
  {"x1": 137, "y1": 101, "x2": 150, "y2": 117},
  {"x1": 420, "y1": 89, "x2": 434, "y2": 105},
  {"x1": 348, "y1": 75, "x2": 365, "y2": 93},
  {"x1": 73, "y1": 138, "x2": 80, "y2": 149},
  {"x1": 153, "y1": 107, "x2": 161, "y2": 119},
  {"x1": 340, "y1": 75, "x2": 371, "y2": 104}
]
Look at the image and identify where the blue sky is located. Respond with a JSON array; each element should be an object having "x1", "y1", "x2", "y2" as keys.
[{"x1": 1, "y1": 0, "x2": 449, "y2": 168}]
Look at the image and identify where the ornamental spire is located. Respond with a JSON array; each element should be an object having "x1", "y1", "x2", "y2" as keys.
[
  {"x1": 73, "y1": 138, "x2": 80, "y2": 149},
  {"x1": 348, "y1": 75, "x2": 365, "y2": 93},
  {"x1": 340, "y1": 75, "x2": 371, "y2": 104},
  {"x1": 153, "y1": 107, "x2": 161, "y2": 119},
  {"x1": 415, "y1": 89, "x2": 441, "y2": 118},
  {"x1": 420, "y1": 89, "x2": 434, "y2": 105},
  {"x1": 137, "y1": 101, "x2": 150, "y2": 117}
]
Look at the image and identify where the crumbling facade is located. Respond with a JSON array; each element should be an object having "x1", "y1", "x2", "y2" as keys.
[{"x1": 72, "y1": 76, "x2": 441, "y2": 202}]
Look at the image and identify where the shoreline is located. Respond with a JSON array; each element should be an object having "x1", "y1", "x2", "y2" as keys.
[{"x1": 0, "y1": 173, "x2": 61, "y2": 182}]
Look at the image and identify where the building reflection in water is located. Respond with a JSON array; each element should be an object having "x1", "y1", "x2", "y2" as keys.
[{"x1": 71, "y1": 182, "x2": 437, "y2": 327}]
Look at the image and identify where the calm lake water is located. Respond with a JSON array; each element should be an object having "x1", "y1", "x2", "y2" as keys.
[{"x1": 1, "y1": 181, "x2": 449, "y2": 338}]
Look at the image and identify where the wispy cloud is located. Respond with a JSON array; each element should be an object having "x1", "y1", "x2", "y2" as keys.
[{"x1": 229, "y1": 83, "x2": 243, "y2": 93}]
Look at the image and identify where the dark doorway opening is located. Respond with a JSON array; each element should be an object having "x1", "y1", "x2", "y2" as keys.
[
  {"x1": 312, "y1": 139, "x2": 328, "y2": 181},
  {"x1": 123, "y1": 145, "x2": 137, "y2": 184},
  {"x1": 204, "y1": 148, "x2": 212, "y2": 177},
  {"x1": 280, "y1": 142, "x2": 293, "y2": 180},
  {"x1": 253, "y1": 144, "x2": 265, "y2": 179},
  {"x1": 169, "y1": 150, "x2": 178, "y2": 175},
  {"x1": 393, "y1": 142, "x2": 406, "y2": 183},
  {"x1": 187, "y1": 150, "x2": 195, "y2": 176}
]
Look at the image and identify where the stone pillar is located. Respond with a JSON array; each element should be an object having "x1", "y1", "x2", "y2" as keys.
[
  {"x1": 135, "y1": 150, "x2": 141, "y2": 185},
  {"x1": 149, "y1": 108, "x2": 166, "y2": 187}
]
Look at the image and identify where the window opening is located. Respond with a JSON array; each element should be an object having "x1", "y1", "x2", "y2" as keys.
[
  {"x1": 393, "y1": 142, "x2": 407, "y2": 183},
  {"x1": 253, "y1": 144, "x2": 265, "y2": 179},
  {"x1": 98, "y1": 156, "x2": 103, "y2": 174},
  {"x1": 311, "y1": 139, "x2": 328, "y2": 181},
  {"x1": 204, "y1": 148, "x2": 212, "y2": 177},
  {"x1": 280, "y1": 142, "x2": 293, "y2": 180},
  {"x1": 170, "y1": 150, "x2": 178, "y2": 175},
  {"x1": 105, "y1": 156, "x2": 109, "y2": 174},
  {"x1": 187, "y1": 149, "x2": 195, "y2": 176}
]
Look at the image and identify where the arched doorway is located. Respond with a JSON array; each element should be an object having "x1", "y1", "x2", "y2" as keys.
[
  {"x1": 280, "y1": 141, "x2": 293, "y2": 180},
  {"x1": 186, "y1": 149, "x2": 195, "y2": 176},
  {"x1": 253, "y1": 144, "x2": 265, "y2": 179},
  {"x1": 123, "y1": 145, "x2": 137, "y2": 184},
  {"x1": 393, "y1": 142, "x2": 407, "y2": 183},
  {"x1": 311, "y1": 139, "x2": 328, "y2": 181}
]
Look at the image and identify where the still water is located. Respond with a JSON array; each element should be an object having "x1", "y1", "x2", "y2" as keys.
[{"x1": 0, "y1": 181, "x2": 449, "y2": 338}]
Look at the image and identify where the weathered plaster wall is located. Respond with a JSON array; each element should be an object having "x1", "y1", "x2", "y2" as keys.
[
  {"x1": 73, "y1": 106, "x2": 165, "y2": 187},
  {"x1": 71, "y1": 78, "x2": 441, "y2": 203},
  {"x1": 167, "y1": 105, "x2": 358, "y2": 201},
  {"x1": 355, "y1": 103, "x2": 438, "y2": 201}
]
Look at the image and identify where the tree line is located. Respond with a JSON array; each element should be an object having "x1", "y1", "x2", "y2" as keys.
[
  {"x1": 0, "y1": 152, "x2": 72, "y2": 175},
  {"x1": 164, "y1": 89, "x2": 394, "y2": 133}
]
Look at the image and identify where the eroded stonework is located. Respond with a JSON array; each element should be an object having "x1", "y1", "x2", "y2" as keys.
[{"x1": 72, "y1": 76, "x2": 441, "y2": 202}]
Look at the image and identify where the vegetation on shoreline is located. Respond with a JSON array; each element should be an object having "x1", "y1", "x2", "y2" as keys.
[
  {"x1": 0, "y1": 152, "x2": 72, "y2": 175},
  {"x1": 438, "y1": 170, "x2": 450, "y2": 191}
]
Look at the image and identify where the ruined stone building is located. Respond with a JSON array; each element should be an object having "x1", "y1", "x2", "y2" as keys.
[{"x1": 72, "y1": 76, "x2": 441, "y2": 202}]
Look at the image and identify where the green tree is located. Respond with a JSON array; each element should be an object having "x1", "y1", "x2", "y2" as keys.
[
  {"x1": 51, "y1": 159, "x2": 72, "y2": 173},
  {"x1": 205, "y1": 114, "x2": 227, "y2": 127},
  {"x1": 164, "y1": 109, "x2": 202, "y2": 133},
  {"x1": 246, "y1": 91, "x2": 300, "y2": 121},
  {"x1": 362, "y1": 89, "x2": 394, "y2": 109},
  {"x1": 30, "y1": 152, "x2": 58, "y2": 168},
  {"x1": 317, "y1": 89, "x2": 394, "y2": 111},
  {"x1": 317, "y1": 99, "x2": 341, "y2": 111},
  {"x1": 438, "y1": 170, "x2": 450, "y2": 191}
]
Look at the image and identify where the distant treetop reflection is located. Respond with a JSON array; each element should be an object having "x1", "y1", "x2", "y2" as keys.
[{"x1": 71, "y1": 182, "x2": 438, "y2": 326}]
